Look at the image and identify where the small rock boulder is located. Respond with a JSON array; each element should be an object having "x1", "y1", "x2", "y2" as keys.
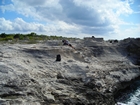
[{"x1": 56, "y1": 54, "x2": 61, "y2": 61}]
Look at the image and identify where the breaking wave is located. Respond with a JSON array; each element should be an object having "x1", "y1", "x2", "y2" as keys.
[{"x1": 116, "y1": 80, "x2": 140, "y2": 105}]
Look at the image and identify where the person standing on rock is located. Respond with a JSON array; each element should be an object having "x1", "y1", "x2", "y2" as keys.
[{"x1": 62, "y1": 39, "x2": 75, "y2": 50}]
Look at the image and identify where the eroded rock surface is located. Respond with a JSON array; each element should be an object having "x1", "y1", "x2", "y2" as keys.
[{"x1": 0, "y1": 38, "x2": 140, "y2": 105}]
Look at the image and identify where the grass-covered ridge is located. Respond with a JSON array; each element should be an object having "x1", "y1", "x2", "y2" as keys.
[{"x1": 0, "y1": 32, "x2": 78, "y2": 44}]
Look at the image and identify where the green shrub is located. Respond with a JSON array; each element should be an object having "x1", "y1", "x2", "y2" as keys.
[
  {"x1": 0, "y1": 32, "x2": 77, "y2": 43},
  {"x1": 0, "y1": 33, "x2": 6, "y2": 38},
  {"x1": 4, "y1": 36, "x2": 14, "y2": 41}
]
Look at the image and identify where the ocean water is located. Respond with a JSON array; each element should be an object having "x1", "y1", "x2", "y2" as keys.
[{"x1": 115, "y1": 80, "x2": 140, "y2": 105}]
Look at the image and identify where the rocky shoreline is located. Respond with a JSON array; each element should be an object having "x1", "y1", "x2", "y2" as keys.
[{"x1": 0, "y1": 38, "x2": 140, "y2": 105}]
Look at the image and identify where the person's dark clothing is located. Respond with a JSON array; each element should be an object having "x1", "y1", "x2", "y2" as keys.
[{"x1": 62, "y1": 40, "x2": 75, "y2": 49}]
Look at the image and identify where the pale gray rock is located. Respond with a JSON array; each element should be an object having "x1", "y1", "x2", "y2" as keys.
[{"x1": 0, "y1": 38, "x2": 139, "y2": 105}]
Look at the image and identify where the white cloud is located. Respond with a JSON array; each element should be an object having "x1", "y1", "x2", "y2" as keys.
[
  {"x1": 0, "y1": 4, "x2": 15, "y2": 13},
  {"x1": 0, "y1": 18, "x2": 13, "y2": 30},
  {"x1": 0, "y1": 17, "x2": 80, "y2": 37},
  {"x1": 0, "y1": 0, "x2": 139, "y2": 39},
  {"x1": 110, "y1": 24, "x2": 140, "y2": 40}
]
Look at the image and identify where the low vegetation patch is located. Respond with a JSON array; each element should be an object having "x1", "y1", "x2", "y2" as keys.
[{"x1": 0, "y1": 32, "x2": 78, "y2": 44}]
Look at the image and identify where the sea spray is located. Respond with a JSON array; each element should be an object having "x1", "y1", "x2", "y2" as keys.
[{"x1": 116, "y1": 80, "x2": 140, "y2": 105}]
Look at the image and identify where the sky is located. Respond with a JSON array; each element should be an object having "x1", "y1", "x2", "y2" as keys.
[{"x1": 0, "y1": 0, "x2": 140, "y2": 40}]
